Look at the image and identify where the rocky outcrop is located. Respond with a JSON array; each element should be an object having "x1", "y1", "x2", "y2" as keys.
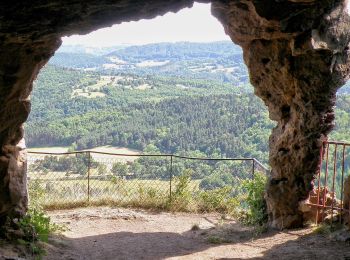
[
  {"x1": 0, "y1": 0, "x2": 350, "y2": 232},
  {"x1": 0, "y1": 37, "x2": 61, "y2": 233},
  {"x1": 212, "y1": 0, "x2": 350, "y2": 228}
]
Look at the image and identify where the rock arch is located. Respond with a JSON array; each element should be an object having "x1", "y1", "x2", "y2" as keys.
[{"x1": 0, "y1": 0, "x2": 349, "y2": 232}]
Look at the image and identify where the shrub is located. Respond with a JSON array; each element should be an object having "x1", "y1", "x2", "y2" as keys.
[
  {"x1": 135, "y1": 185, "x2": 166, "y2": 209},
  {"x1": 198, "y1": 186, "x2": 239, "y2": 214},
  {"x1": 169, "y1": 169, "x2": 193, "y2": 211},
  {"x1": 240, "y1": 172, "x2": 267, "y2": 225},
  {"x1": 19, "y1": 208, "x2": 65, "y2": 243},
  {"x1": 18, "y1": 178, "x2": 66, "y2": 258},
  {"x1": 28, "y1": 179, "x2": 46, "y2": 210}
]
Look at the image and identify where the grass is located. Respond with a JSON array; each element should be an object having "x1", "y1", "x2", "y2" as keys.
[
  {"x1": 29, "y1": 175, "x2": 240, "y2": 215},
  {"x1": 28, "y1": 169, "x2": 270, "y2": 245},
  {"x1": 28, "y1": 146, "x2": 69, "y2": 153},
  {"x1": 312, "y1": 222, "x2": 344, "y2": 235},
  {"x1": 313, "y1": 223, "x2": 332, "y2": 235},
  {"x1": 43, "y1": 198, "x2": 169, "y2": 211},
  {"x1": 34, "y1": 179, "x2": 169, "y2": 205},
  {"x1": 207, "y1": 235, "x2": 230, "y2": 244}
]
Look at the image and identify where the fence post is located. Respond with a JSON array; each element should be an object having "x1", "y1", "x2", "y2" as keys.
[
  {"x1": 340, "y1": 144, "x2": 346, "y2": 224},
  {"x1": 169, "y1": 155, "x2": 173, "y2": 202},
  {"x1": 87, "y1": 151, "x2": 91, "y2": 202},
  {"x1": 252, "y1": 159, "x2": 255, "y2": 179}
]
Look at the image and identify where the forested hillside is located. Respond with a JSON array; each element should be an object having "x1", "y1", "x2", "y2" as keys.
[
  {"x1": 26, "y1": 41, "x2": 350, "y2": 165},
  {"x1": 26, "y1": 64, "x2": 272, "y2": 162}
]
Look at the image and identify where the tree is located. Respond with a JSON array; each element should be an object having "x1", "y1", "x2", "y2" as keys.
[{"x1": 111, "y1": 162, "x2": 128, "y2": 176}]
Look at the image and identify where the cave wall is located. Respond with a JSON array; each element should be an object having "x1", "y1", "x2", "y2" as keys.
[
  {"x1": 0, "y1": 0, "x2": 349, "y2": 232},
  {"x1": 212, "y1": 0, "x2": 350, "y2": 228}
]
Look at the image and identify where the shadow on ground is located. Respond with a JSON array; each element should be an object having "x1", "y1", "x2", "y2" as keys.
[{"x1": 44, "y1": 223, "x2": 350, "y2": 260}]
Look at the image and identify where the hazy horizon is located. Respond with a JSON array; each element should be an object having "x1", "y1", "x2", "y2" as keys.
[{"x1": 61, "y1": 39, "x2": 234, "y2": 47}]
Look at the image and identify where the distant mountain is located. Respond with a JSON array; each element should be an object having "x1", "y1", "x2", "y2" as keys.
[
  {"x1": 57, "y1": 45, "x2": 126, "y2": 55},
  {"x1": 49, "y1": 41, "x2": 249, "y2": 85},
  {"x1": 106, "y1": 41, "x2": 243, "y2": 62},
  {"x1": 50, "y1": 53, "x2": 109, "y2": 69}
]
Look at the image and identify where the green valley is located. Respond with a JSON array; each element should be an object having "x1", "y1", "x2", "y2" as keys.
[{"x1": 26, "y1": 41, "x2": 350, "y2": 165}]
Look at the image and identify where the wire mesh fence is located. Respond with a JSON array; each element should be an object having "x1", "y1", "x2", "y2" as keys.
[{"x1": 27, "y1": 151, "x2": 268, "y2": 213}]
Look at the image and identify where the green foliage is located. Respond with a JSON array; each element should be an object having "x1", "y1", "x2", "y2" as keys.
[
  {"x1": 207, "y1": 236, "x2": 222, "y2": 244},
  {"x1": 111, "y1": 162, "x2": 129, "y2": 176},
  {"x1": 110, "y1": 175, "x2": 126, "y2": 188},
  {"x1": 198, "y1": 186, "x2": 239, "y2": 213},
  {"x1": 27, "y1": 62, "x2": 272, "y2": 163},
  {"x1": 240, "y1": 172, "x2": 268, "y2": 226},
  {"x1": 15, "y1": 178, "x2": 66, "y2": 259},
  {"x1": 17, "y1": 207, "x2": 65, "y2": 259},
  {"x1": 26, "y1": 179, "x2": 66, "y2": 242},
  {"x1": 28, "y1": 179, "x2": 46, "y2": 210},
  {"x1": 26, "y1": 42, "x2": 277, "y2": 224},
  {"x1": 28, "y1": 154, "x2": 265, "y2": 216},
  {"x1": 313, "y1": 223, "x2": 332, "y2": 235},
  {"x1": 30, "y1": 154, "x2": 100, "y2": 176},
  {"x1": 206, "y1": 235, "x2": 230, "y2": 244},
  {"x1": 136, "y1": 185, "x2": 166, "y2": 209},
  {"x1": 31, "y1": 155, "x2": 88, "y2": 175},
  {"x1": 172, "y1": 169, "x2": 193, "y2": 197},
  {"x1": 19, "y1": 209, "x2": 64, "y2": 243},
  {"x1": 169, "y1": 169, "x2": 193, "y2": 210}
]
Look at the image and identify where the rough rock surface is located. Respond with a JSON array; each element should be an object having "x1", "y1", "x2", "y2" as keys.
[
  {"x1": 212, "y1": 0, "x2": 350, "y2": 228},
  {"x1": 0, "y1": 0, "x2": 350, "y2": 232}
]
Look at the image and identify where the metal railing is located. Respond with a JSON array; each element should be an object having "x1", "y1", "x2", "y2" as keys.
[
  {"x1": 306, "y1": 140, "x2": 350, "y2": 225},
  {"x1": 27, "y1": 150, "x2": 268, "y2": 211}
]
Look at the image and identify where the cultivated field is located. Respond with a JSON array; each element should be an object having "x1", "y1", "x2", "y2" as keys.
[{"x1": 27, "y1": 145, "x2": 141, "y2": 162}]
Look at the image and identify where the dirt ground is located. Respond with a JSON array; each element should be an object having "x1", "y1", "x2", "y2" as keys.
[{"x1": 2, "y1": 207, "x2": 350, "y2": 260}]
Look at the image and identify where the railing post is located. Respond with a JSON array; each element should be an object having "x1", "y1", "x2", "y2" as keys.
[
  {"x1": 315, "y1": 141, "x2": 325, "y2": 225},
  {"x1": 169, "y1": 155, "x2": 173, "y2": 202},
  {"x1": 340, "y1": 144, "x2": 346, "y2": 224},
  {"x1": 88, "y1": 151, "x2": 91, "y2": 202},
  {"x1": 252, "y1": 159, "x2": 255, "y2": 179},
  {"x1": 322, "y1": 142, "x2": 330, "y2": 222},
  {"x1": 330, "y1": 144, "x2": 338, "y2": 226}
]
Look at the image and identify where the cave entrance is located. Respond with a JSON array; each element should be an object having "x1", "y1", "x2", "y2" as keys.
[
  {"x1": 1, "y1": 1, "x2": 350, "y2": 236},
  {"x1": 25, "y1": 2, "x2": 270, "y2": 219}
]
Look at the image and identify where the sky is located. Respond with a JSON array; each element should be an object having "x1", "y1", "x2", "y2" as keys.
[{"x1": 62, "y1": 3, "x2": 230, "y2": 47}]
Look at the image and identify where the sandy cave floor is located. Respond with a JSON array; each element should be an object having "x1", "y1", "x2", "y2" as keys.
[{"x1": 2, "y1": 206, "x2": 350, "y2": 260}]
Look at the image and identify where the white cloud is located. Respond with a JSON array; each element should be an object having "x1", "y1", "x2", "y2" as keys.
[{"x1": 62, "y1": 3, "x2": 229, "y2": 47}]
